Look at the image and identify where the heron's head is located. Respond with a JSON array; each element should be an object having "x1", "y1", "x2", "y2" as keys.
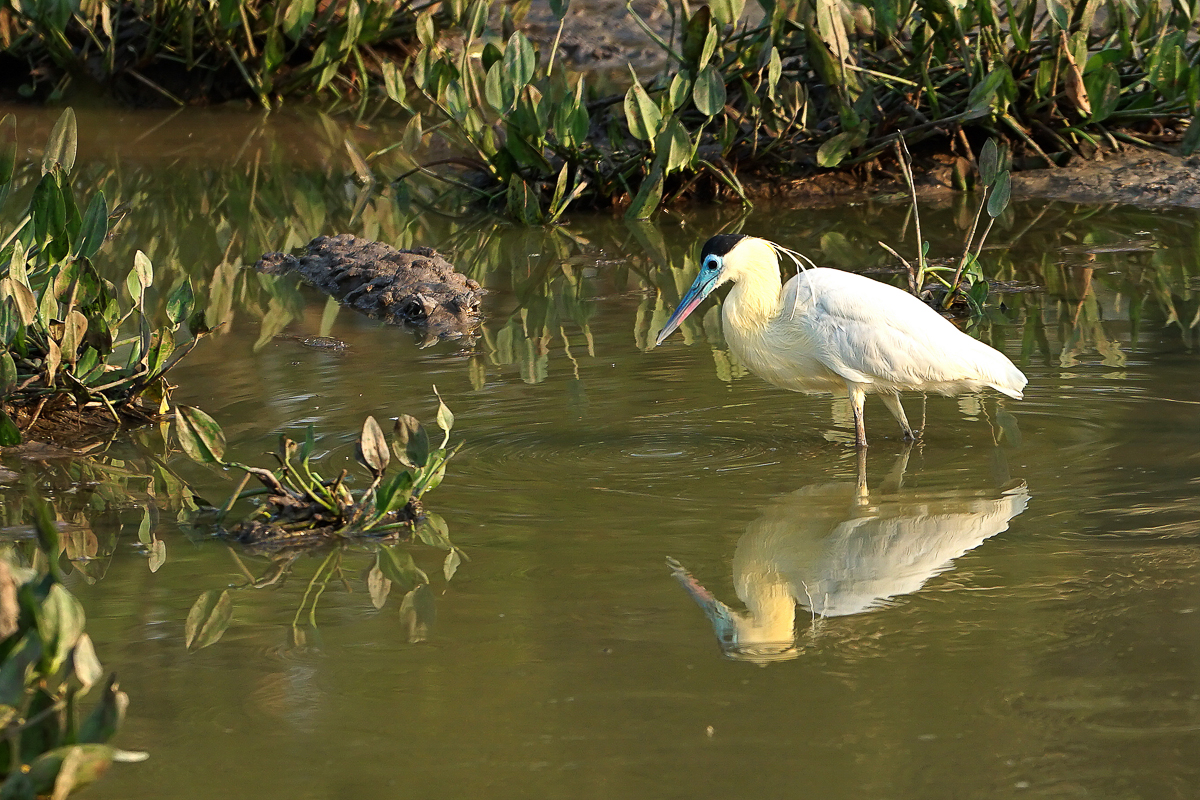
[{"x1": 652, "y1": 231, "x2": 763, "y2": 345}]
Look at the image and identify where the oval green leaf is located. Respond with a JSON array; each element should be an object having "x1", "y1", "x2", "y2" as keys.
[{"x1": 185, "y1": 589, "x2": 233, "y2": 651}]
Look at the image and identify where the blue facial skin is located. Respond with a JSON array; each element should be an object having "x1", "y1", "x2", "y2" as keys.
[{"x1": 654, "y1": 254, "x2": 724, "y2": 347}]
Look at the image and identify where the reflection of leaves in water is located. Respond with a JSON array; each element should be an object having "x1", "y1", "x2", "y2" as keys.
[{"x1": 185, "y1": 589, "x2": 233, "y2": 651}]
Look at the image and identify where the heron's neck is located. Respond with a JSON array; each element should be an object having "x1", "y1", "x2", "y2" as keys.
[{"x1": 725, "y1": 267, "x2": 785, "y2": 329}]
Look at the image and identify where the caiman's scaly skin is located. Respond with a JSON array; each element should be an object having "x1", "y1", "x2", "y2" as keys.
[{"x1": 256, "y1": 234, "x2": 485, "y2": 340}]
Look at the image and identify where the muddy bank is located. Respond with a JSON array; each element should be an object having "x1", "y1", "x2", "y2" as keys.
[{"x1": 734, "y1": 146, "x2": 1200, "y2": 210}]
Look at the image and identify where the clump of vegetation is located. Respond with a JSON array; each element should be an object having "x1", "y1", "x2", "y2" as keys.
[
  {"x1": 174, "y1": 391, "x2": 461, "y2": 544},
  {"x1": 397, "y1": 0, "x2": 1200, "y2": 220},
  {"x1": 881, "y1": 136, "x2": 1014, "y2": 316},
  {"x1": 0, "y1": 0, "x2": 453, "y2": 109},
  {"x1": 0, "y1": 109, "x2": 212, "y2": 446},
  {"x1": 0, "y1": 493, "x2": 145, "y2": 799}
]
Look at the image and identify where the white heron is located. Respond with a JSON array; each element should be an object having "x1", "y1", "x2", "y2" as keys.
[{"x1": 653, "y1": 234, "x2": 1027, "y2": 446}]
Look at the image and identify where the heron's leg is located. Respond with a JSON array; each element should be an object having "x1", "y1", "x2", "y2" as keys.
[
  {"x1": 855, "y1": 445, "x2": 869, "y2": 502},
  {"x1": 848, "y1": 383, "x2": 868, "y2": 448},
  {"x1": 880, "y1": 392, "x2": 917, "y2": 440}
]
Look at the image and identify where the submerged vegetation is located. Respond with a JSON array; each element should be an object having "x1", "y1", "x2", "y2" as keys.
[
  {"x1": 0, "y1": 495, "x2": 143, "y2": 799},
  {"x1": 0, "y1": 109, "x2": 212, "y2": 446}
]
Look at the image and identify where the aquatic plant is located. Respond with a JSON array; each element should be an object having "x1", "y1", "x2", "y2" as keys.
[
  {"x1": 396, "y1": 0, "x2": 1199, "y2": 220},
  {"x1": 0, "y1": 493, "x2": 145, "y2": 799},
  {"x1": 0, "y1": 109, "x2": 212, "y2": 446},
  {"x1": 881, "y1": 136, "x2": 1013, "y2": 315},
  {"x1": 0, "y1": 0, "x2": 443, "y2": 110},
  {"x1": 173, "y1": 392, "x2": 462, "y2": 542}
]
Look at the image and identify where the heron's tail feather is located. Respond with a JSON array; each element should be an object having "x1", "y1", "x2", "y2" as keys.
[{"x1": 987, "y1": 360, "x2": 1027, "y2": 399}]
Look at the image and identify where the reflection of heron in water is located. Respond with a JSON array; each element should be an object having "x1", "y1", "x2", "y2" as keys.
[{"x1": 669, "y1": 449, "x2": 1029, "y2": 662}]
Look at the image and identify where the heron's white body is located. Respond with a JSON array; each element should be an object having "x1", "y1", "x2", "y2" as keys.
[{"x1": 722, "y1": 263, "x2": 1027, "y2": 400}]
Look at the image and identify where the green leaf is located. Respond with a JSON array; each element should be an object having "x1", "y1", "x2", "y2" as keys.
[
  {"x1": 692, "y1": 65, "x2": 726, "y2": 117},
  {"x1": 74, "y1": 191, "x2": 108, "y2": 260},
  {"x1": 166, "y1": 278, "x2": 194, "y2": 326},
  {"x1": 174, "y1": 405, "x2": 226, "y2": 464},
  {"x1": 658, "y1": 118, "x2": 692, "y2": 175},
  {"x1": 417, "y1": 512, "x2": 451, "y2": 548},
  {"x1": 184, "y1": 590, "x2": 232, "y2": 651},
  {"x1": 624, "y1": 78, "x2": 663, "y2": 140},
  {"x1": 392, "y1": 415, "x2": 429, "y2": 468},
  {"x1": 41, "y1": 583, "x2": 85, "y2": 673},
  {"x1": 0, "y1": 632, "x2": 42, "y2": 706},
  {"x1": 0, "y1": 351, "x2": 15, "y2": 395},
  {"x1": 987, "y1": 170, "x2": 1011, "y2": 218},
  {"x1": 978, "y1": 138, "x2": 999, "y2": 186},
  {"x1": 282, "y1": 0, "x2": 316, "y2": 40},
  {"x1": 31, "y1": 172, "x2": 66, "y2": 246},
  {"x1": 767, "y1": 47, "x2": 782, "y2": 101},
  {"x1": 681, "y1": 6, "x2": 712, "y2": 66},
  {"x1": 505, "y1": 173, "x2": 542, "y2": 224},
  {"x1": 380, "y1": 61, "x2": 406, "y2": 105},
  {"x1": 502, "y1": 31, "x2": 535, "y2": 90},
  {"x1": 708, "y1": 0, "x2": 745, "y2": 26},
  {"x1": 465, "y1": 0, "x2": 488, "y2": 39},
  {"x1": 434, "y1": 390, "x2": 454, "y2": 435},
  {"x1": 356, "y1": 415, "x2": 390, "y2": 475},
  {"x1": 375, "y1": 469, "x2": 414, "y2": 514},
  {"x1": 415, "y1": 9, "x2": 435, "y2": 47},
  {"x1": 42, "y1": 108, "x2": 77, "y2": 175},
  {"x1": 816, "y1": 131, "x2": 858, "y2": 167},
  {"x1": 376, "y1": 546, "x2": 427, "y2": 592},
  {"x1": 1182, "y1": 115, "x2": 1200, "y2": 156},
  {"x1": 0, "y1": 409, "x2": 19, "y2": 447},
  {"x1": 625, "y1": 164, "x2": 664, "y2": 220}
]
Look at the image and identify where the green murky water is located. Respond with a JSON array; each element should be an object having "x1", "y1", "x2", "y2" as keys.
[{"x1": 4, "y1": 107, "x2": 1200, "y2": 798}]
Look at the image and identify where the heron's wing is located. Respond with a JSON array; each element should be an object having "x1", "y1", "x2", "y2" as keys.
[{"x1": 787, "y1": 269, "x2": 1022, "y2": 393}]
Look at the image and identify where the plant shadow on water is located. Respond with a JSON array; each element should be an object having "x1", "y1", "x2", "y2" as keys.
[{"x1": 668, "y1": 444, "x2": 1030, "y2": 663}]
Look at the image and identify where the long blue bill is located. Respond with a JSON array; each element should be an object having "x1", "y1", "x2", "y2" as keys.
[{"x1": 653, "y1": 274, "x2": 718, "y2": 347}]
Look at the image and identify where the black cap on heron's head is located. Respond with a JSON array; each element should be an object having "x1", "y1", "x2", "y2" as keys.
[{"x1": 701, "y1": 233, "x2": 749, "y2": 262}]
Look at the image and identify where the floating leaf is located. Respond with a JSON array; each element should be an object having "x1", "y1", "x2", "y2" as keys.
[
  {"x1": 356, "y1": 415, "x2": 390, "y2": 475},
  {"x1": 175, "y1": 405, "x2": 226, "y2": 464},
  {"x1": 184, "y1": 590, "x2": 232, "y2": 650},
  {"x1": 392, "y1": 415, "x2": 429, "y2": 468}
]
